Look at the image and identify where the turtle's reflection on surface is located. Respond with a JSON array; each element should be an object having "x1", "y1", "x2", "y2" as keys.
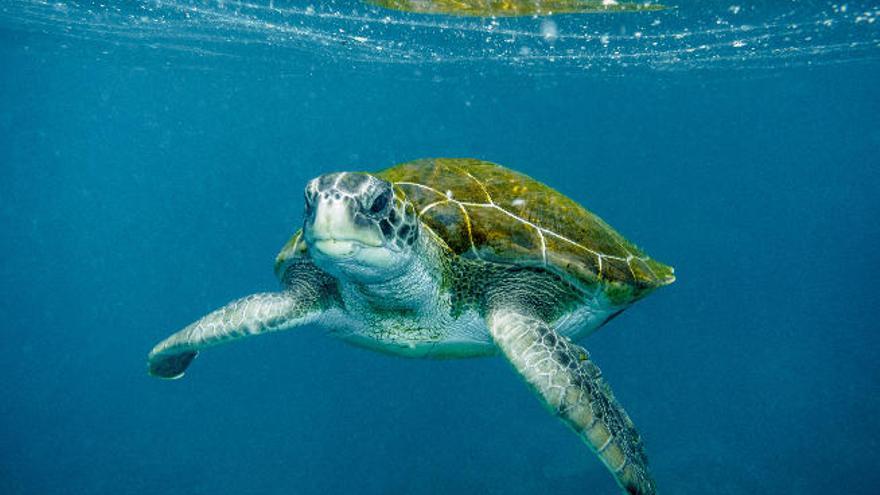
[{"x1": 366, "y1": 0, "x2": 666, "y2": 17}]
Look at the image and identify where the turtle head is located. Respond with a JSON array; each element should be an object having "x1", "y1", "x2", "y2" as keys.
[{"x1": 302, "y1": 172, "x2": 419, "y2": 282}]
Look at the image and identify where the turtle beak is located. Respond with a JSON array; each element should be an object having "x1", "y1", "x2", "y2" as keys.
[{"x1": 305, "y1": 191, "x2": 384, "y2": 257}]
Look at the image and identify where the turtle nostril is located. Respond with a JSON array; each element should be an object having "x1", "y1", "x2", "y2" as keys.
[{"x1": 369, "y1": 190, "x2": 390, "y2": 214}]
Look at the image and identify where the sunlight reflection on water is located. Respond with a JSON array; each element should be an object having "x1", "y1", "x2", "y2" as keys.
[{"x1": 1, "y1": 0, "x2": 878, "y2": 71}]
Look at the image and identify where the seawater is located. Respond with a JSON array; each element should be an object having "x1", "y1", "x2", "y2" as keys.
[{"x1": 1, "y1": 1, "x2": 878, "y2": 494}]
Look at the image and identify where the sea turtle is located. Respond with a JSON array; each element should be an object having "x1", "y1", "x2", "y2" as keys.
[
  {"x1": 365, "y1": 0, "x2": 666, "y2": 16},
  {"x1": 148, "y1": 158, "x2": 674, "y2": 494}
]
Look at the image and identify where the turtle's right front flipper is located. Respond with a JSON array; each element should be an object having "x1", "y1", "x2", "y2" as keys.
[{"x1": 147, "y1": 262, "x2": 337, "y2": 379}]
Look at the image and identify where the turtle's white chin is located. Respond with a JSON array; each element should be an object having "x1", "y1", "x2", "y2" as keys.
[
  {"x1": 311, "y1": 239, "x2": 368, "y2": 258},
  {"x1": 309, "y1": 237, "x2": 412, "y2": 283}
]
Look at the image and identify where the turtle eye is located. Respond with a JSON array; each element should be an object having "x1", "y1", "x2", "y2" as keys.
[{"x1": 369, "y1": 191, "x2": 390, "y2": 215}]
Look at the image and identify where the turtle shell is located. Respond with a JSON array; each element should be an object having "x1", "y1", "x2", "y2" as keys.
[
  {"x1": 377, "y1": 158, "x2": 674, "y2": 303},
  {"x1": 275, "y1": 158, "x2": 674, "y2": 304}
]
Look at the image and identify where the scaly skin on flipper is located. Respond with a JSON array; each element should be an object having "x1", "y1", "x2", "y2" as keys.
[
  {"x1": 148, "y1": 260, "x2": 338, "y2": 379},
  {"x1": 366, "y1": 0, "x2": 666, "y2": 17},
  {"x1": 488, "y1": 307, "x2": 655, "y2": 495}
]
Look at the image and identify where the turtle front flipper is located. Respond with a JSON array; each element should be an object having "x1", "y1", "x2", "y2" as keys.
[
  {"x1": 487, "y1": 307, "x2": 656, "y2": 495},
  {"x1": 148, "y1": 262, "x2": 338, "y2": 379}
]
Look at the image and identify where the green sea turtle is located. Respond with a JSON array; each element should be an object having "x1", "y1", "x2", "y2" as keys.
[
  {"x1": 148, "y1": 158, "x2": 674, "y2": 494},
  {"x1": 365, "y1": 0, "x2": 666, "y2": 16}
]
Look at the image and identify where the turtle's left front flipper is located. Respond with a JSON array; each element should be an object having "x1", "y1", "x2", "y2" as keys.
[
  {"x1": 488, "y1": 308, "x2": 656, "y2": 495},
  {"x1": 148, "y1": 262, "x2": 337, "y2": 379}
]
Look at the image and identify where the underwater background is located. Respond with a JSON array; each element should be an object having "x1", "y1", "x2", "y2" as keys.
[{"x1": 1, "y1": 1, "x2": 878, "y2": 494}]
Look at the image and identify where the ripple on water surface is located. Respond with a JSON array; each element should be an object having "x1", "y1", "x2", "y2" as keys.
[{"x1": 1, "y1": 0, "x2": 878, "y2": 72}]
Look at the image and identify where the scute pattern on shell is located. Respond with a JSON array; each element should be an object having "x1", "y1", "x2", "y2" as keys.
[{"x1": 378, "y1": 158, "x2": 674, "y2": 302}]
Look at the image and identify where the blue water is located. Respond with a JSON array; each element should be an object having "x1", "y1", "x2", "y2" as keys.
[{"x1": 1, "y1": 1, "x2": 879, "y2": 494}]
